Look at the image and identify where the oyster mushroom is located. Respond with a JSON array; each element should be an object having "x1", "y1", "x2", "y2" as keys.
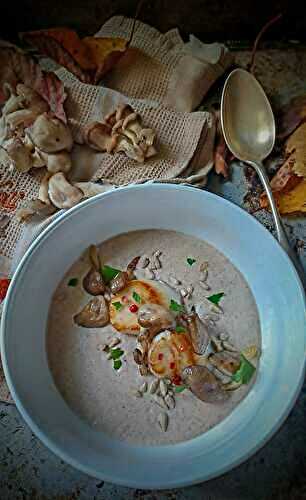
[
  {"x1": 28, "y1": 114, "x2": 73, "y2": 153},
  {"x1": 48, "y1": 172, "x2": 83, "y2": 209},
  {"x1": 113, "y1": 134, "x2": 145, "y2": 163},
  {"x1": 112, "y1": 118, "x2": 138, "y2": 146},
  {"x1": 137, "y1": 304, "x2": 175, "y2": 332},
  {"x1": 38, "y1": 172, "x2": 52, "y2": 204},
  {"x1": 74, "y1": 296, "x2": 109, "y2": 328},
  {"x1": 186, "y1": 313, "x2": 210, "y2": 355},
  {"x1": 4, "y1": 137, "x2": 33, "y2": 172},
  {"x1": 182, "y1": 365, "x2": 228, "y2": 403},
  {"x1": 83, "y1": 122, "x2": 117, "y2": 153},
  {"x1": 41, "y1": 151, "x2": 72, "y2": 174},
  {"x1": 83, "y1": 269, "x2": 105, "y2": 296},
  {"x1": 109, "y1": 271, "x2": 130, "y2": 294},
  {"x1": 208, "y1": 351, "x2": 241, "y2": 376}
]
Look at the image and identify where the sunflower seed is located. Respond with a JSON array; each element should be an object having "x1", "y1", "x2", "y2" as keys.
[
  {"x1": 200, "y1": 261, "x2": 209, "y2": 272},
  {"x1": 242, "y1": 344, "x2": 258, "y2": 360},
  {"x1": 152, "y1": 394, "x2": 168, "y2": 410},
  {"x1": 106, "y1": 352, "x2": 113, "y2": 360},
  {"x1": 199, "y1": 280, "x2": 210, "y2": 291},
  {"x1": 159, "y1": 380, "x2": 168, "y2": 397},
  {"x1": 222, "y1": 340, "x2": 238, "y2": 352},
  {"x1": 164, "y1": 394, "x2": 175, "y2": 410},
  {"x1": 180, "y1": 288, "x2": 188, "y2": 298},
  {"x1": 109, "y1": 337, "x2": 120, "y2": 348},
  {"x1": 139, "y1": 381, "x2": 148, "y2": 394},
  {"x1": 149, "y1": 379, "x2": 159, "y2": 394},
  {"x1": 168, "y1": 274, "x2": 181, "y2": 286},
  {"x1": 211, "y1": 336, "x2": 224, "y2": 352},
  {"x1": 168, "y1": 389, "x2": 174, "y2": 396},
  {"x1": 104, "y1": 291, "x2": 111, "y2": 301},
  {"x1": 157, "y1": 412, "x2": 168, "y2": 432},
  {"x1": 139, "y1": 365, "x2": 149, "y2": 376},
  {"x1": 132, "y1": 390, "x2": 143, "y2": 398},
  {"x1": 200, "y1": 269, "x2": 208, "y2": 282},
  {"x1": 186, "y1": 285, "x2": 194, "y2": 296},
  {"x1": 153, "y1": 250, "x2": 162, "y2": 257},
  {"x1": 164, "y1": 378, "x2": 171, "y2": 385},
  {"x1": 210, "y1": 304, "x2": 223, "y2": 314},
  {"x1": 136, "y1": 255, "x2": 150, "y2": 269}
]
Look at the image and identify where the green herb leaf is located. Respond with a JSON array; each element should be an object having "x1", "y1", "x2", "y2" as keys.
[
  {"x1": 110, "y1": 348, "x2": 124, "y2": 360},
  {"x1": 231, "y1": 354, "x2": 256, "y2": 385},
  {"x1": 175, "y1": 326, "x2": 186, "y2": 333},
  {"x1": 68, "y1": 278, "x2": 78, "y2": 287},
  {"x1": 101, "y1": 265, "x2": 121, "y2": 283},
  {"x1": 174, "y1": 385, "x2": 187, "y2": 393},
  {"x1": 132, "y1": 291, "x2": 141, "y2": 304},
  {"x1": 169, "y1": 299, "x2": 185, "y2": 313},
  {"x1": 113, "y1": 359, "x2": 122, "y2": 370},
  {"x1": 113, "y1": 301, "x2": 123, "y2": 311},
  {"x1": 187, "y1": 257, "x2": 196, "y2": 266},
  {"x1": 207, "y1": 292, "x2": 224, "y2": 305}
]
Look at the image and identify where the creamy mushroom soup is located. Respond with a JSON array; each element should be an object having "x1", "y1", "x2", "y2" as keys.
[{"x1": 47, "y1": 230, "x2": 261, "y2": 445}]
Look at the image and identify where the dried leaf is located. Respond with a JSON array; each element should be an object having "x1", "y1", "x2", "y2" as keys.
[
  {"x1": 21, "y1": 29, "x2": 95, "y2": 83},
  {"x1": 82, "y1": 37, "x2": 127, "y2": 82},
  {"x1": 285, "y1": 122, "x2": 306, "y2": 178},
  {"x1": 275, "y1": 179, "x2": 306, "y2": 215},
  {"x1": 277, "y1": 95, "x2": 306, "y2": 140},
  {"x1": 0, "y1": 41, "x2": 67, "y2": 122}
]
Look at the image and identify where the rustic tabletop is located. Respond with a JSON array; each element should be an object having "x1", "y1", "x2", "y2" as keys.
[{"x1": 1, "y1": 47, "x2": 306, "y2": 499}]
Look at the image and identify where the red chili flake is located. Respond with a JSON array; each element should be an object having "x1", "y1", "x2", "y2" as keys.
[
  {"x1": 129, "y1": 304, "x2": 138, "y2": 313},
  {"x1": 0, "y1": 191, "x2": 24, "y2": 211},
  {"x1": 122, "y1": 295, "x2": 129, "y2": 303},
  {"x1": 169, "y1": 362, "x2": 175, "y2": 370},
  {"x1": 158, "y1": 353, "x2": 163, "y2": 360},
  {"x1": 0, "y1": 278, "x2": 10, "y2": 302},
  {"x1": 172, "y1": 375, "x2": 182, "y2": 385}
]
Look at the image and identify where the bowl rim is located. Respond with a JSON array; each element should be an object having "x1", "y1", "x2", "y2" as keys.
[{"x1": 1, "y1": 183, "x2": 306, "y2": 488}]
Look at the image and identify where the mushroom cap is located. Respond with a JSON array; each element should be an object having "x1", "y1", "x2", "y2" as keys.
[
  {"x1": 74, "y1": 296, "x2": 109, "y2": 328},
  {"x1": 48, "y1": 172, "x2": 83, "y2": 209},
  {"x1": 29, "y1": 114, "x2": 73, "y2": 153},
  {"x1": 182, "y1": 365, "x2": 229, "y2": 403}
]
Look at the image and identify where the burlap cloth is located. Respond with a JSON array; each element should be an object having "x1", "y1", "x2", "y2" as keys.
[{"x1": 0, "y1": 16, "x2": 233, "y2": 402}]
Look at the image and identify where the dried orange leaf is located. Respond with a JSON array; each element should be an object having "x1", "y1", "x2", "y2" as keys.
[
  {"x1": 22, "y1": 28, "x2": 96, "y2": 70},
  {"x1": 276, "y1": 179, "x2": 306, "y2": 215},
  {"x1": 285, "y1": 122, "x2": 306, "y2": 178},
  {"x1": 82, "y1": 37, "x2": 128, "y2": 82},
  {"x1": 260, "y1": 155, "x2": 301, "y2": 209}
]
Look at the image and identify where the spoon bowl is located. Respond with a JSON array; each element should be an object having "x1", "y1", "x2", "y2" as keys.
[{"x1": 221, "y1": 69, "x2": 275, "y2": 162}]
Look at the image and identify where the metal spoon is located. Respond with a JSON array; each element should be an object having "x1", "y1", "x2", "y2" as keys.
[{"x1": 221, "y1": 68, "x2": 305, "y2": 288}]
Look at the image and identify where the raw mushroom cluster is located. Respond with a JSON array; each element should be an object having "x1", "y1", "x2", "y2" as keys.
[
  {"x1": 83, "y1": 104, "x2": 157, "y2": 163},
  {"x1": 0, "y1": 83, "x2": 86, "y2": 218}
]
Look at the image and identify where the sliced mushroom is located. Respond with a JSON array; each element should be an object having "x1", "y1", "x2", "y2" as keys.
[
  {"x1": 48, "y1": 172, "x2": 83, "y2": 209},
  {"x1": 208, "y1": 351, "x2": 241, "y2": 376},
  {"x1": 41, "y1": 151, "x2": 72, "y2": 174},
  {"x1": 4, "y1": 137, "x2": 33, "y2": 172},
  {"x1": 83, "y1": 268, "x2": 105, "y2": 296},
  {"x1": 137, "y1": 304, "x2": 175, "y2": 332},
  {"x1": 89, "y1": 244, "x2": 101, "y2": 270},
  {"x1": 126, "y1": 256, "x2": 140, "y2": 279},
  {"x1": 109, "y1": 271, "x2": 129, "y2": 294},
  {"x1": 74, "y1": 296, "x2": 109, "y2": 328},
  {"x1": 112, "y1": 118, "x2": 138, "y2": 146},
  {"x1": 28, "y1": 114, "x2": 73, "y2": 153},
  {"x1": 83, "y1": 122, "x2": 117, "y2": 153},
  {"x1": 186, "y1": 313, "x2": 210, "y2": 355},
  {"x1": 122, "y1": 112, "x2": 156, "y2": 147},
  {"x1": 182, "y1": 365, "x2": 229, "y2": 403},
  {"x1": 38, "y1": 172, "x2": 52, "y2": 205}
]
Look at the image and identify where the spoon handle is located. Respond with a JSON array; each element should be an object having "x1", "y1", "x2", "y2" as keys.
[{"x1": 247, "y1": 160, "x2": 306, "y2": 290}]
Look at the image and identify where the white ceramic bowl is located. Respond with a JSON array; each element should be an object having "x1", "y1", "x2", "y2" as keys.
[{"x1": 1, "y1": 184, "x2": 306, "y2": 488}]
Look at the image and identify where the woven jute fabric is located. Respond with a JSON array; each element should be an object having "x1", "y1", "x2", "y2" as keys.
[{"x1": 0, "y1": 16, "x2": 233, "y2": 402}]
